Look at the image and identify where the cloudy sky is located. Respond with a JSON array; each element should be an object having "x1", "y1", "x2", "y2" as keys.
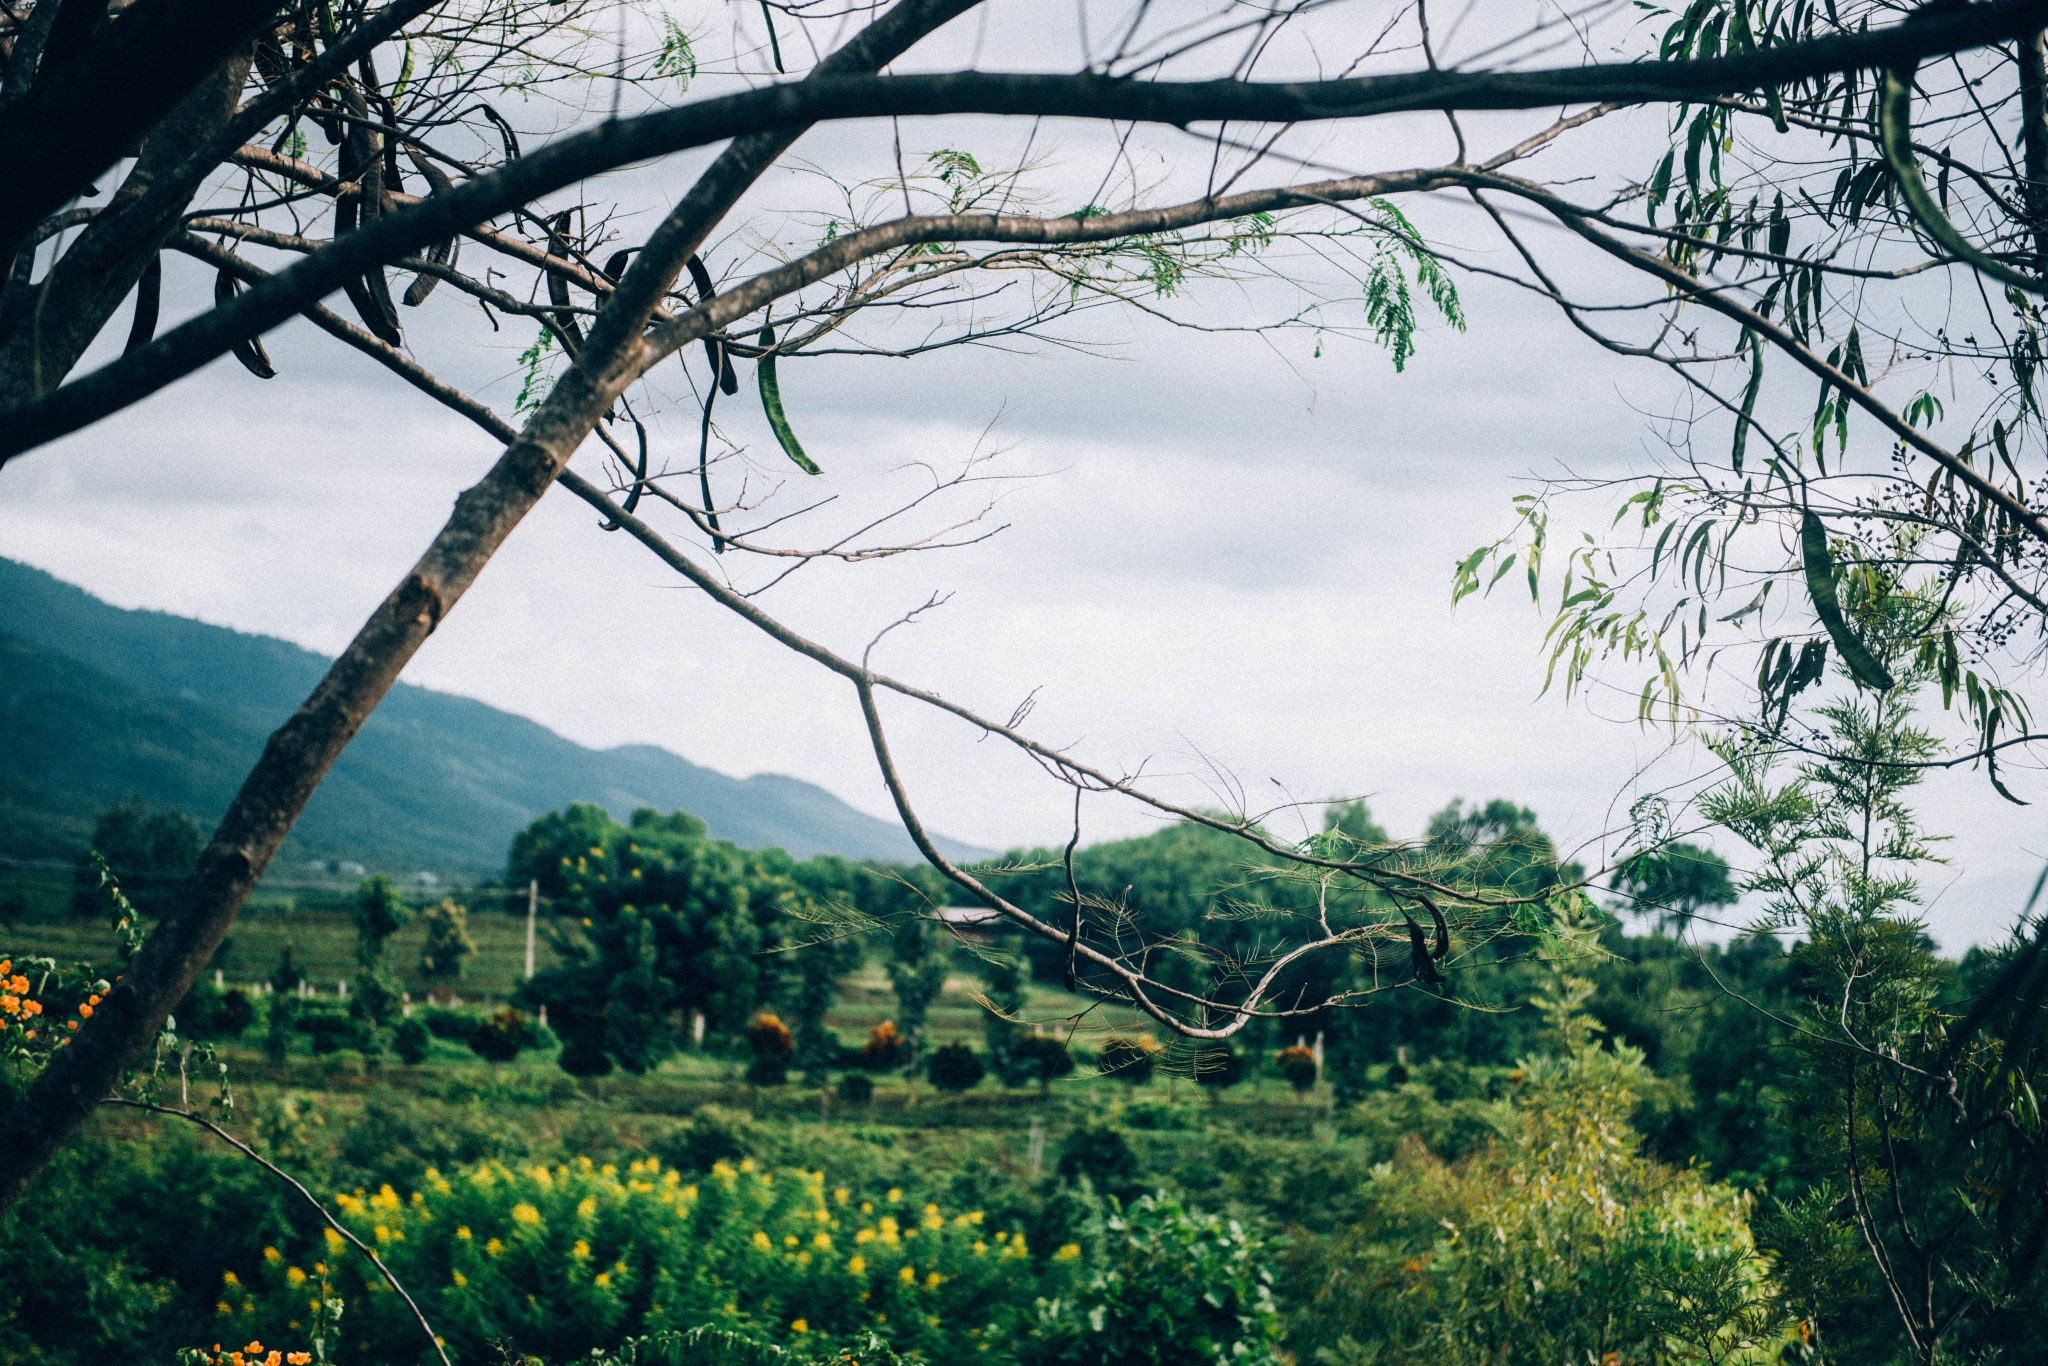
[{"x1": 5, "y1": 0, "x2": 2043, "y2": 950}]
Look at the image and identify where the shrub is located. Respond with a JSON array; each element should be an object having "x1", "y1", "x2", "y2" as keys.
[
  {"x1": 1056, "y1": 1123, "x2": 1144, "y2": 1204},
  {"x1": 1007, "y1": 1033, "x2": 1075, "y2": 1092},
  {"x1": 422, "y1": 1007, "x2": 480, "y2": 1041},
  {"x1": 861, "y1": 1021, "x2": 907, "y2": 1071},
  {"x1": 230, "y1": 1155, "x2": 1089, "y2": 1364},
  {"x1": 747, "y1": 1014, "x2": 795, "y2": 1085},
  {"x1": 838, "y1": 1073, "x2": 874, "y2": 1105},
  {"x1": 1097, "y1": 1035, "x2": 1160, "y2": 1085},
  {"x1": 176, "y1": 983, "x2": 252, "y2": 1039},
  {"x1": 1275, "y1": 1046, "x2": 1318, "y2": 1093},
  {"x1": 1021, "y1": 1194, "x2": 1283, "y2": 1366},
  {"x1": 418, "y1": 898, "x2": 476, "y2": 983},
  {"x1": 926, "y1": 1042, "x2": 985, "y2": 1093},
  {"x1": 393, "y1": 1016, "x2": 432, "y2": 1065},
  {"x1": 472, "y1": 1007, "x2": 534, "y2": 1063}
]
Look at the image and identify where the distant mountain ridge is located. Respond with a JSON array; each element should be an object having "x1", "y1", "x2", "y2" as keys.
[{"x1": 0, "y1": 557, "x2": 990, "y2": 875}]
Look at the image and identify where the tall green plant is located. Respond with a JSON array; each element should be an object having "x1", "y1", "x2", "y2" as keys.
[{"x1": 1702, "y1": 672, "x2": 2048, "y2": 1361}]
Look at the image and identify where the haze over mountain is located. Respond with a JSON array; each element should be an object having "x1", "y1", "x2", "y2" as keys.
[{"x1": 0, "y1": 558, "x2": 990, "y2": 877}]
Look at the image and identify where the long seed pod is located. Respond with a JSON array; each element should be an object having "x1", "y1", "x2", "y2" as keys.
[
  {"x1": 1800, "y1": 511, "x2": 1894, "y2": 691},
  {"x1": 755, "y1": 321, "x2": 819, "y2": 474},
  {"x1": 124, "y1": 256, "x2": 162, "y2": 356},
  {"x1": 687, "y1": 254, "x2": 738, "y2": 394},
  {"x1": 400, "y1": 144, "x2": 457, "y2": 306},
  {"x1": 334, "y1": 82, "x2": 402, "y2": 345},
  {"x1": 1415, "y1": 894, "x2": 1450, "y2": 961},
  {"x1": 544, "y1": 211, "x2": 585, "y2": 352},
  {"x1": 213, "y1": 268, "x2": 277, "y2": 379},
  {"x1": 1403, "y1": 914, "x2": 1444, "y2": 986},
  {"x1": 469, "y1": 103, "x2": 520, "y2": 162}
]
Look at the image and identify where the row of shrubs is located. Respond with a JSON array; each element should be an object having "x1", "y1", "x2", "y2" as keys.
[{"x1": 180, "y1": 985, "x2": 1400, "y2": 1101}]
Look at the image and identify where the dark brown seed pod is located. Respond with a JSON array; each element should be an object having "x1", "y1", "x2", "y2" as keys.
[
  {"x1": 124, "y1": 256, "x2": 162, "y2": 356},
  {"x1": 213, "y1": 268, "x2": 277, "y2": 379}
]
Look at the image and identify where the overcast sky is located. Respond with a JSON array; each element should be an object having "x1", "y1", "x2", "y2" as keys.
[{"x1": 5, "y1": 0, "x2": 2044, "y2": 951}]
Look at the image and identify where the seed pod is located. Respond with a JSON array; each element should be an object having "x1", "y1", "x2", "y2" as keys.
[
  {"x1": 1403, "y1": 914, "x2": 1443, "y2": 986},
  {"x1": 1800, "y1": 511, "x2": 1894, "y2": 691},
  {"x1": 124, "y1": 255, "x2": 162, "y2": 356},
  {"x1": 686, "y1": 255, "x2": 738, "y2": 394},
  {"x1": 544, "y1": 211, "x2": 585, "y2": 352},
  {"x1": 755, "y1": 322, "x2": 819, "y2": 474},
  {"x1": 400, "y1": 145, "x2": 458, "y2": 306},
  {"x1": 213, "y1": 268, "x2": 277, "y2": 379}
]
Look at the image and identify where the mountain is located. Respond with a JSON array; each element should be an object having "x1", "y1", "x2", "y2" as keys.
[{"x1": 0, "y1": 558, "x2": 991, "y2": 875}]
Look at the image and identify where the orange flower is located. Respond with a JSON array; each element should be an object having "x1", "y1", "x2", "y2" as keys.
[
  {"x1": 78, "y1": 1003, "x2": 92, "y2": 1018},
  {"x1": 22, "y1": 999, "x2": 40, "y2": 1016},
  {"x1": 88, "y1": 994, "x2": 101, "y2": 1006},
  {"x1": 8, "y1": 975, "x2": 26, "y2": 993},
  {"x1": 66, "y1": 1021, "x2": 78, "y2": 1031},
  {"x1": 287, "y1": 1356, "x2": 311, "y2": 1366}
]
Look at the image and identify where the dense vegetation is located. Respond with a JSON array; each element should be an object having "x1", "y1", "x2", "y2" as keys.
[{"x1": 10, "y1": 756, "x2": 2041, "y2": 1365}]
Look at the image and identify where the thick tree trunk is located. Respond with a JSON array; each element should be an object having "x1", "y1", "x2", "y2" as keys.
[{"x1": 0, "y1": 44, "x2": 250, "y2": 407}]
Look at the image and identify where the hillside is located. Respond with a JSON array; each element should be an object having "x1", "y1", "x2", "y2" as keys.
[{"x1": 0, "y1": 558, "x2": 989, "y2": 875}]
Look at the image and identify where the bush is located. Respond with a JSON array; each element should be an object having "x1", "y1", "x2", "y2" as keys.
[
  {"x1": 472, "y1": 1007, "x2": 534, "y2": 1063},
  {"x1": 393, "y1": 1016, "x2": 432, "y2": 1065},
  {"x1": 422, "y1": 1006, "x2": 480, "y2": 1040},
  {"x1": 1021, "y1": 1193, "x2": 1283, "y2": 1366},
  {"x1": 1275, "y1": 1045, "x2": 1318, "y2": 1093},
  {"x1": 1056, "y1": 1123, "x2": 1144, "y2": 1205},
  {"x1": 926, "y1": 1042, "x2": 985, "y2": 1093},
  {"x1": 838, "y1": 1073, "x2": 874, "y2": 1105},
  {"x1": 1097, "y1": 1035, "x2": 1160, "y2": 1085},
  {"x1": 1007, "y1": 1033, "x2": 1075, "y2": 1092},
  {"x1": 747, "y1": 1013, "x2": 795, "y2": 1085},
  {"x1": 175, "y1": 983, "x2": 252, "y2": 1039},
  {"x1": 861, "y1": 1020, "x2": 907, "y2": 1071},
  {"x1": 229, "y1": 1154, "x2": 1092, "y2": 1364}
]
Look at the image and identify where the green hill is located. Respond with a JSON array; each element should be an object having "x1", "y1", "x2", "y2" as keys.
[{"x1": 0, "y1": 558, "x2": 990, "y2": 876}]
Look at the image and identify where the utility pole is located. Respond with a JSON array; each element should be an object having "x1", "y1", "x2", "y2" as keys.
[{"x1": 524, "y1": 879, "x2": 538, "y2": 979}]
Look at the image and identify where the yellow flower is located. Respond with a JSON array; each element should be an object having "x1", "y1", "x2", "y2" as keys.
[
  {"x1": 926, "y1": 1272, "x2": 944, "y2": 1289},
  {"x1": 512, "y1": 1203, "x2": 541, "y2": 1225},
  {"x1": 834, "y1": 1188, "x2": 849, "y2": 1205},
  {"x1": 848, "y1": 1255, "x2": 865, "y2": 1277},
  {"x1": 574, "y1": 1239, "x2": 591, "y2": 1259},
  {"x1": 457, "y1": 1226, "x2": 472, "y2": 1241},
  {"x1": 222, "y1": 1272, "x2": 240, "y2": 1287},
  {"x1": 899, "y1": 1265, "x2": 916, "y2": 1285},
  {"x1": 578, "y1": 1196, "x2": 598, "y2": 1219},
  {"x1": 752, "y1": 1230, "x2": 773, "y2": 1252},
  {"x1": 1054, "y1": 1243, "x2": 1082, "y2": 1261},
  {"x1": 783, "y1": 1234, "x2": 799, "y2": 1248},
  {"x1": 813, "y1": 1232, "x2": 832, "y2": 1250},
  {"x1": 452, "y1": 1271, "x2": 468, "y2": 1287},
  {"x1": 886, "y1": 1188, "x2": 901, "y2": 1204},
  {"x1": 594, "y1": 1272, "x2": 610, "y2": 1287},
  {"x1": 790, "y1": 1319, "x2": 808, "y2": 1333},
  {"x1": 860, "y1": 1201, "x2": 873, "y2": 1214},
  {"x1": 374, "y1": 1225, "x2": 391, "y2": 1244},
  {"x1": 972, "y1": 1241, "x2": 987, "y2": 1256},
  {"x1": 486, "y1": 1238, "x2": 504, "y2": 1257},
  {"x1": 263, "y1": 1247, "x2": 281, "y2": 1263},
  {"x1": 216, "y1": 1302, "x2": 232, "y2": 1316}
]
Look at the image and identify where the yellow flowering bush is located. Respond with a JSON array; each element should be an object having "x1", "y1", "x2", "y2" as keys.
[{"x1": 228, "y1": 1156, "x2": 1082, "y2": 1363}]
